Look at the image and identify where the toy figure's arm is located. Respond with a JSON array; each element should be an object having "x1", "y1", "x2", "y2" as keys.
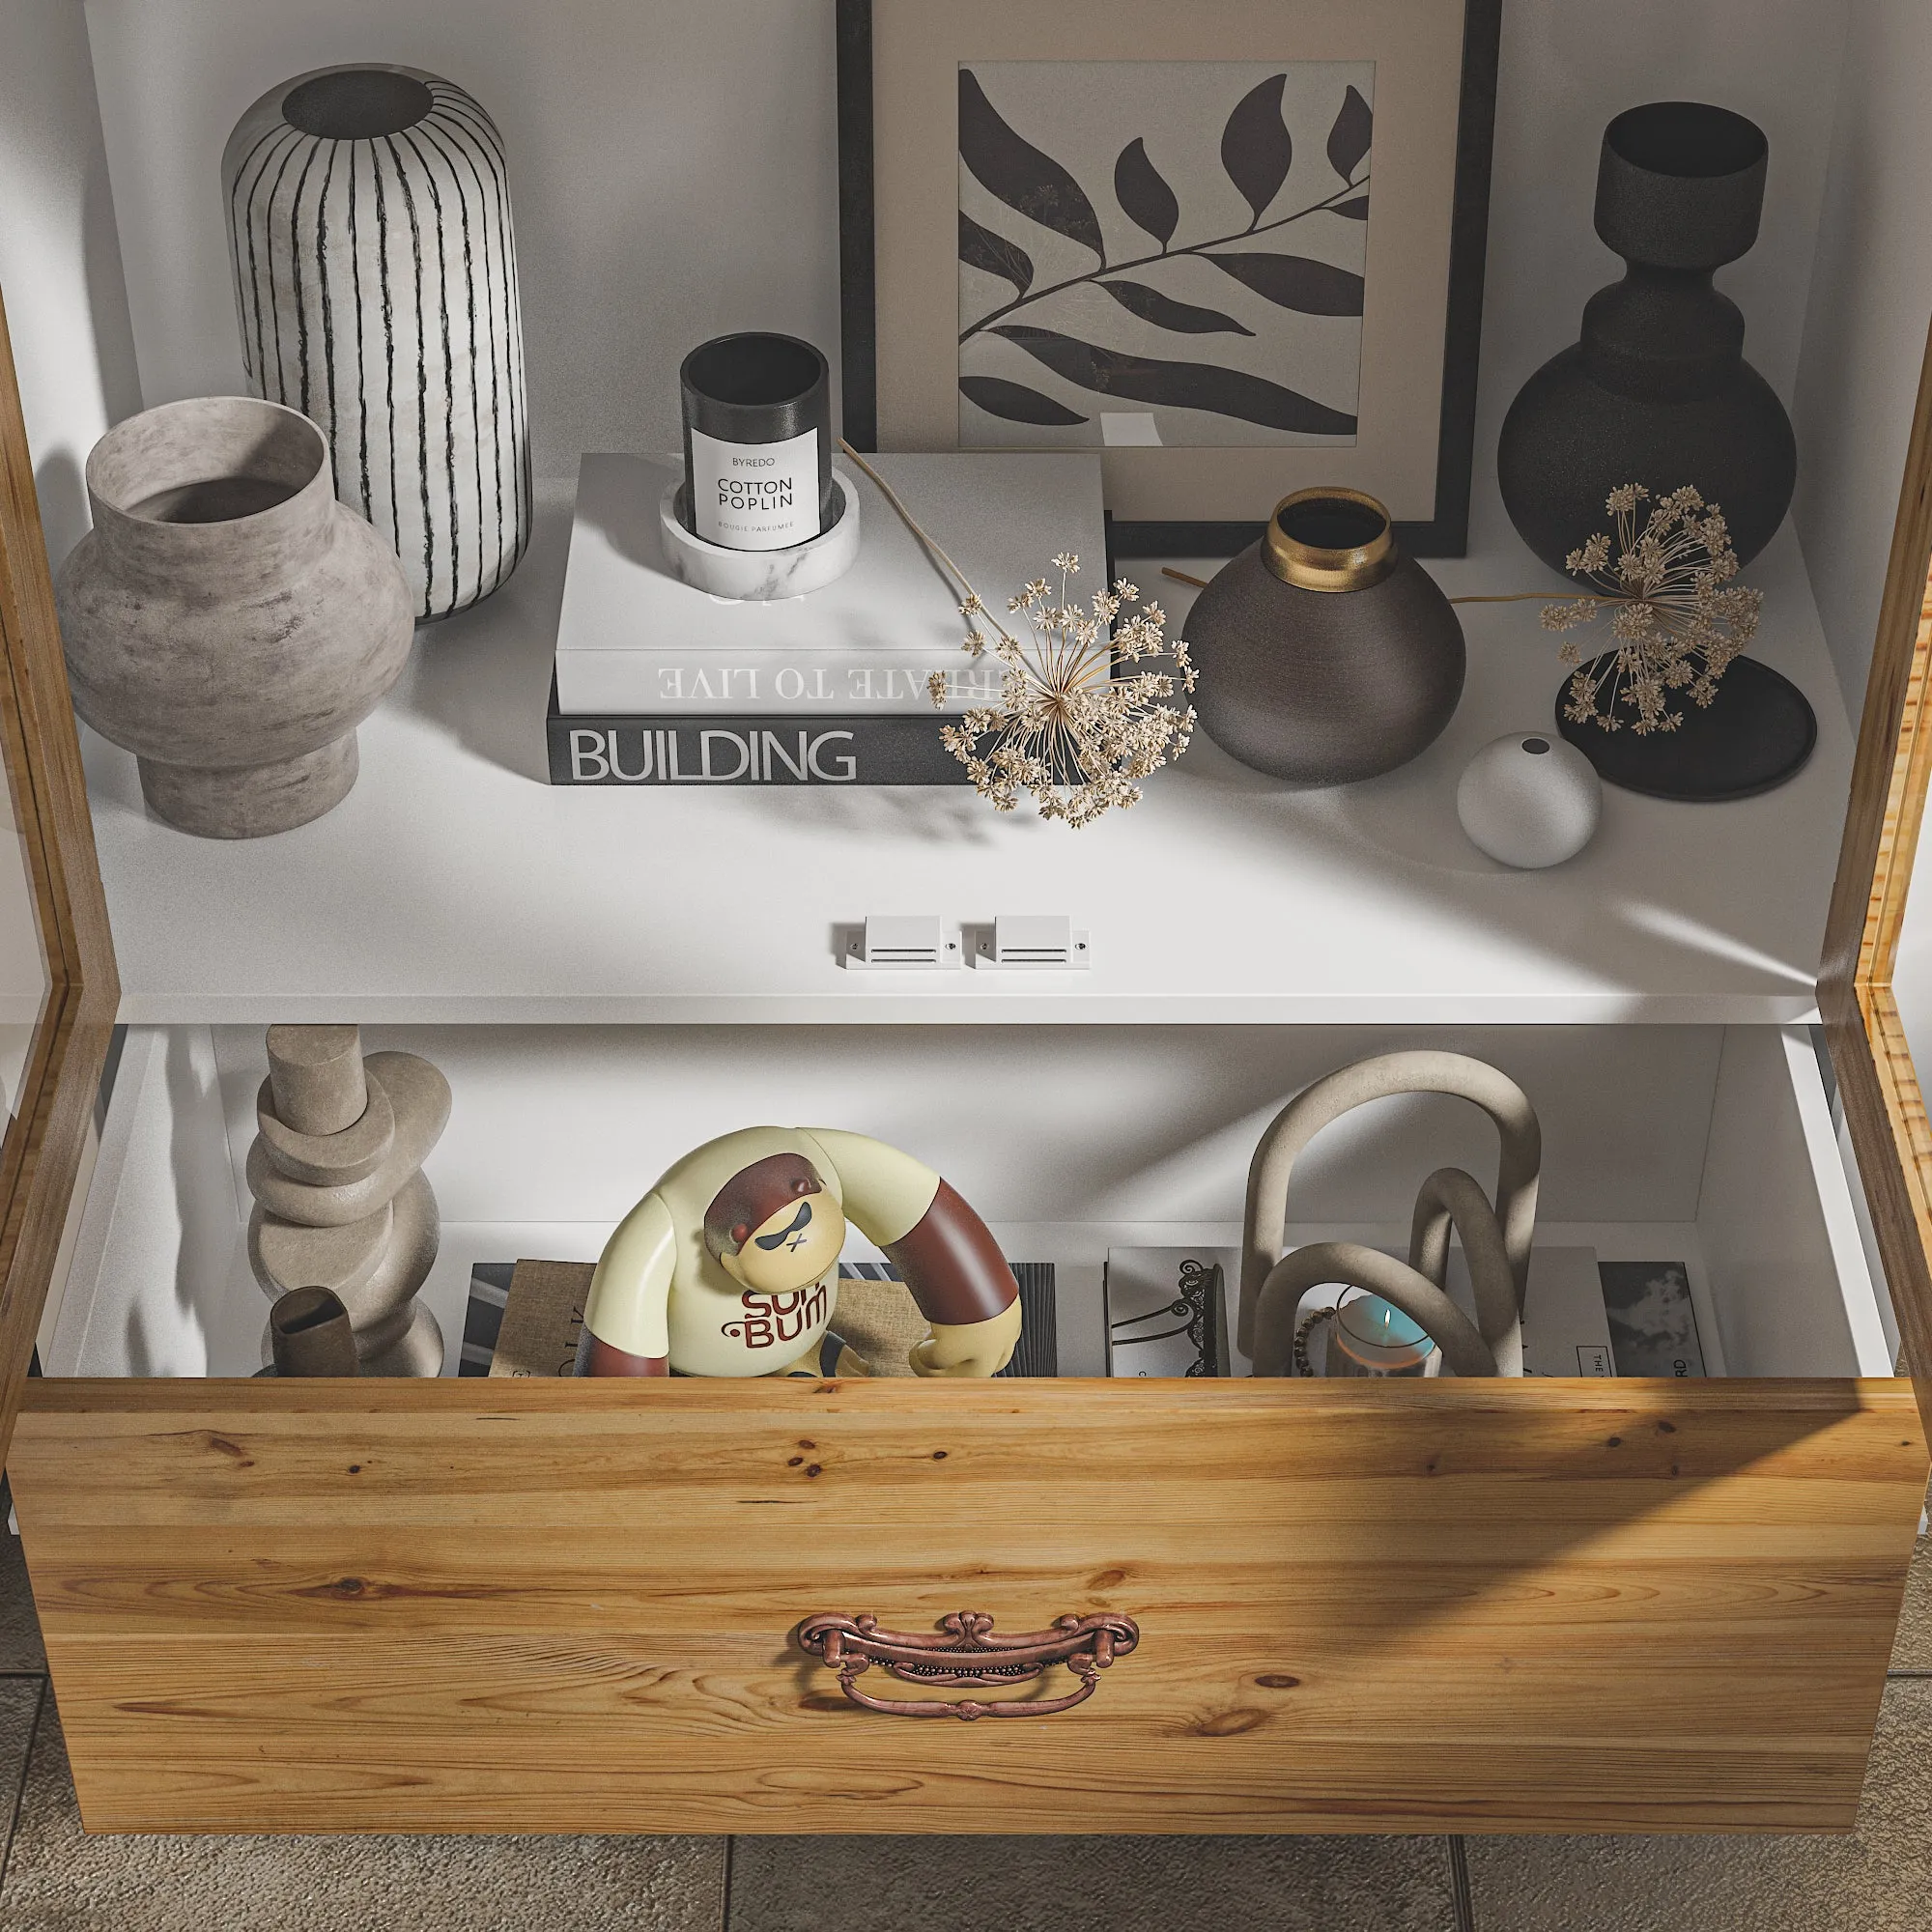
[
  {"x1": 801, "y1": 1128, "x2": 1020, "y2": 1378},
  {"x1": 577, "y1": 1190, "x2": 677, "y2": 1376}
]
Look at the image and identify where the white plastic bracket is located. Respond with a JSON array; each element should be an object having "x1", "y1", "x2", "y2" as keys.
[
  {"x1": 971, "y1": 915, "x2": 1091, "y2": 970},
  {"x1": 840, "y1": 915, "x2": 962, "y2": 970}
]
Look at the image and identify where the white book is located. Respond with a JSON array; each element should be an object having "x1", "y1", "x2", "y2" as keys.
[
  {"x1": 554, "y1": 450, "x2": 1109, "y2": 715},
  {"x1": 564, "y1": 655, "x2": 1008, "y2": 713}
]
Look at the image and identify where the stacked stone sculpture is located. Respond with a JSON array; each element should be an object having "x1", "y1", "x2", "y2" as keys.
[
  {"x1": 247, "y1": 1025, "x2": 449, "y2": 1376},
  {"x1": 254, "y1": 1287, "x2": 360, "y2": 1378}
]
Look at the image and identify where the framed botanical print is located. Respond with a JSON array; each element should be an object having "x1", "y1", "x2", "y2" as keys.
[{"x1": 837, "y1": 0, "x2": 1501, "y2": 555}]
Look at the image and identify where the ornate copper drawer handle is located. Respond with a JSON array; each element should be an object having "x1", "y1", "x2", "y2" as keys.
[{"x1": 796, "y1": 1609, "x2": 1140, "y2": 1719}]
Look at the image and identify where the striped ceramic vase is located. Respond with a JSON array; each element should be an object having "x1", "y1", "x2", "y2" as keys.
[{"x1": 222, "y1": 64, "x2": 531, "y2": 621}]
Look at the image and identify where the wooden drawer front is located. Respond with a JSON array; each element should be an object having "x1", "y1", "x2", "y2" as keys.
[{"x1": 9, "y1": 1377, "x2": 1925, "y2": 1835}]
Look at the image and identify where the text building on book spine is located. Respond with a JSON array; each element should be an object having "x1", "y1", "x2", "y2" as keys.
[{"x1": 570, "y1": 727, "x2": 859, "y2": 783}]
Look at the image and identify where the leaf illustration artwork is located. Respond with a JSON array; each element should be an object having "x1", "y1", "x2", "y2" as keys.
[
  {"x1": 1101, "y1": 280, "x2": 1254, "y2": 336},
  {"x1": 957, "y1": 376, "x2": 1089, "y2": 427},
  {"x1": 959, "y1": 211, "x2": 1034, "y2": 298},
  {"x1": 1326, "y1": 85, "x2": 1373, "y2": 184},
  {"x1": 1220, "y1": 74, "x2": 1293, "y2": 225},
  {"x1": 1114, "y1": 137, "x2": 1179, "y2": 247},
  {"x1": 994, "y1": 327, "x2": 1356, "y2": 437},
  {"x1": 957, "y1": 62, "x2": 1374, "y2": 450},
  {"x1": 958, "y1": 69, "x2": 1105, "y2": 259},
  {"x1": 1207, "y1": 253, "x2": 1365, "y2": 317}
]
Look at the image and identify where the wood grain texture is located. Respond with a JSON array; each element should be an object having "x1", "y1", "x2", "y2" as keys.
[
  {"x1": 1822, "y1": 304, "x2": 1932, "y2": 1431},
  {"x1": 11, "y1": 1376, "x2": 1924, "y2": 1835},
  {"x1": 0, "y1": 281, "x2": 119, "y2": 1464}
]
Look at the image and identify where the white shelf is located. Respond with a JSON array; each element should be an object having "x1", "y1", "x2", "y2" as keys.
[{"x1": 80, "y1": 483, "x2": 1851, "y2": 1025}]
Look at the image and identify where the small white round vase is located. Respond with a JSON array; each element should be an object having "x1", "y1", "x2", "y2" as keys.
[
  {"x1": 1457, "y1": 732, "x2": 1602, "y2": 868},
  {"x1": 658, "y1": 470, "x2": 860, "y2": 600}
]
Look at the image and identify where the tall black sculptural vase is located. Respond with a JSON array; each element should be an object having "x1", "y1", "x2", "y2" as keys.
[
  {"x1": 1497, "y1": 101, "x2": 1795, "y2": 573},
  {"x1": 1499, "y1": 100, "x2": 1812, "y2": 803}
]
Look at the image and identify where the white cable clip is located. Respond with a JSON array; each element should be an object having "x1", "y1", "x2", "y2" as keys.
[
  {"x1": 972, "y1": 915, "x2": 1091, "y2": 970},
  {"x1": 841, "y1": 915, "x2": 961, "y2": 970}
]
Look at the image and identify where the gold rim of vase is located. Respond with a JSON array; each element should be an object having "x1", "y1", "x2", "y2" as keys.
[{"x1": 1263, "y1": 487, "x2": 1399, "y2": 592}]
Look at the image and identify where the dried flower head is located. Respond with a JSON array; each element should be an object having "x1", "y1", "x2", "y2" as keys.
[
  {"x1": 927, "y1": 557, "x2": 1196, "y2": 826},
  {"x1": 836, "y1": 440, "x2": 1193, "y2": 823},
  {"x1": 1541, "y1": 484, "x2": 1762, "y2": 734}
]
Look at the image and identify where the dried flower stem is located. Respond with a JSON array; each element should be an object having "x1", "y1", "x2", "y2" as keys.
[
  {"x1": 836, "y1": 440, "x2": 1016, "y2": 643},
  {"x1": 835, "y1": 440, "x2": 1194, "y2": 824},
  {"x1": 1449, "y1": 591, "x2": 1618, "y2": 606},
  {"x1": 1455, "y1": 486, "x2": 1762, "y2": 735}
]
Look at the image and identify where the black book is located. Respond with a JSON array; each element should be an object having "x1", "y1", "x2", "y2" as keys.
[{"x1": 548, "y1": 682, "x2": 969, "y2": 786}]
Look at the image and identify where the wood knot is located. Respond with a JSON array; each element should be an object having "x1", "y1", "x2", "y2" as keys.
[
  {"x1": 931, "y1": 1450, "x2": 949, "y2": 1461},
  {"x1": 1190, "y1": 1708, "x2": 1268, "y2": 1737},
  {"x1": 787, "y1": 1457, "x2": 805, "y2": 1467},
  {"x1": 1605, "y1": 1435, "x2": 1623, "y2": 1447},
  {"x1": 804, "y1": 1463, "x2": 823, "y2": 1479},
  {"x1": 1253, "y1": 1674, "x2": 1300, "y2": 1690},
  {"x1": 1087, "y1": 1569, "x2": 1127, "y2": 1590},
  {"x1": 332, "y1": 1577, "x2": 367, "y2": 1598}
]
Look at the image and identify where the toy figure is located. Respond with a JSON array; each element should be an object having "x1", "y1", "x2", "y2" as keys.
[{"x1": 578, "y1": 1126, "x2": 1021, "y2": 1378}]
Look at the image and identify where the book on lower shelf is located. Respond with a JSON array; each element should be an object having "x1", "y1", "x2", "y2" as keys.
[
  {"x1": 1100, "y1": 1245, "x2": 1709, "y2": 1378},
  {"x1": 464, "y1": 1259, "x2": 1059, "y2": 1377}
]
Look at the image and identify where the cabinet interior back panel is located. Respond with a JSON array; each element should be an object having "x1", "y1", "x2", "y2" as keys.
[{"x1": 212, "y1": 1022, "x2": 1725, "y2": 1226}]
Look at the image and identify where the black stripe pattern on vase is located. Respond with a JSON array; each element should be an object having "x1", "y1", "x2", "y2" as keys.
[{"x1": 222, "y1": 63, "x2": 531, "y2": 621}]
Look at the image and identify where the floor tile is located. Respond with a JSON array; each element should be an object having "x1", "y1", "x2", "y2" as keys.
[
  {"x1": 725, "y1": 1831, "x2": 1461, "y2": 1932},
  {"x1": 0, "y1": 1701, "x2": 727, "y2": 1932},
  {"x1": 1463, "y1": 1677, "x2": 1932, "y2": 1931},
  {"x1": 0, "y1": 1678, "x2": 42, "y2": 1876},
  {"x1": 0, "y1": 1483, "x2": 46, "y2": 1673}
]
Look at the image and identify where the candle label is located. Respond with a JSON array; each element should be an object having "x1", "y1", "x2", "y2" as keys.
[{"x1": 690, "y1": 426, "x2": 820, "y2": 552}]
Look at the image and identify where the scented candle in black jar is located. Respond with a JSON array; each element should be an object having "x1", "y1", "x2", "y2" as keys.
[{"x1": 679, "y1": 333, "x2": 835, "y2": 553}]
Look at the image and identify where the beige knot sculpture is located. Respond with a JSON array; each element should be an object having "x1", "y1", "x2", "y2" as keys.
[
  {"x1": 1240, "y1": 1051, "x2": 1542, "y2": 1378},
  {"x1": 247, "y1": 1024, "x2": 449, "y2": 1377}
]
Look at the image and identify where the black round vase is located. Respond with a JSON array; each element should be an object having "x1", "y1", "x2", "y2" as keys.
[
  {"x1": 1183, "y1": 490, "x2": 1465, "y2": 787},
  {"x1": 1497, "y1": 101, "x2": 1796, "y2": 573}
]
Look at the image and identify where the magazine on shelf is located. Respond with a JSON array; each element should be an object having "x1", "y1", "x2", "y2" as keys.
[{"x1": 1099, "y1": 1243, "x2": 1705, "y2": 1378}]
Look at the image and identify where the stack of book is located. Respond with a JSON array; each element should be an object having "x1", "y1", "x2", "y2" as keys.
[
  {"x1": 463, "y1": 1257, "x2": 1060, "y2": 1377},
  {"x1": 547, "y1": 449, "x2": 1108, "y2": 785}
]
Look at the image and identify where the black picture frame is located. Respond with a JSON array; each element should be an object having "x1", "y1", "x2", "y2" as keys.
[{"x1": 836, "y1": 0, "x2": 1502, "y2": 557}]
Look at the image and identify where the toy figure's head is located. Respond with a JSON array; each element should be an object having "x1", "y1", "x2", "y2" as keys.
[{"x1": 703, "y1": 1152, "x2": 845, "y2": 1293}]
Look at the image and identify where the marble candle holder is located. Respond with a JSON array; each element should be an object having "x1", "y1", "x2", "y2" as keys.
[{"x1": 657, "y1": 471, "x2": 861, "y2": 601}]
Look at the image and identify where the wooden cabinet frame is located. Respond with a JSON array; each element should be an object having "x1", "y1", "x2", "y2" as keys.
[
  {"x1": 5, "y1": 282, "x2": 1932, "y2": 1834},
  {"x1": 0, "y1": 289, "x2": 117, "y2": 1464},
  {"x1": 1823, "y1": 315, "x2": 1932, "y2": 1430}
]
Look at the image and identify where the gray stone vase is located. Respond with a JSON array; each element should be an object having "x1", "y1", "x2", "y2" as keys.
[
  {"x1": 247, "y1": 1024, "x2": 448, "y2": 1378},
  {"x1": 55, "y1": 396, "x2": 413, "y2": 838},
  {"x1": 223, "y1": 63, "x2": 532, "y2": 620},
  {"x1": 1182, "y1": 489, "x2": 1465, "y2": 786}
]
